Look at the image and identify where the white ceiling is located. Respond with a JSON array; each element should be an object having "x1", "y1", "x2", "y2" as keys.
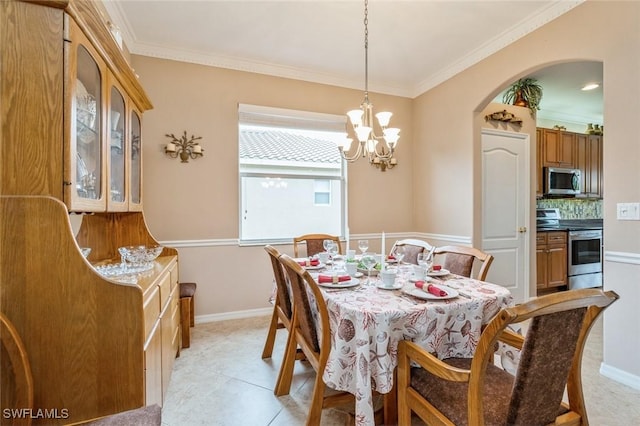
[{"x1": 102, "y1": 0, "x2": 602, "y2": 124}]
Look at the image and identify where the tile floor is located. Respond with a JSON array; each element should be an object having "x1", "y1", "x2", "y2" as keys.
[{"x1": 161, "y1": 315, "x2": 640, "y2": 425}]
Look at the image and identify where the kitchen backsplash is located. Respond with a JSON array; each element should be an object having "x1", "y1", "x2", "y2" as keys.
[{"x1": 536, "y1": 198, "x2": 603, "y2": 219}]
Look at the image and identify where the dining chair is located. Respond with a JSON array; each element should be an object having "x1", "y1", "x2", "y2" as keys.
[
  {"x1": 274, "y1": 254, "x2": 355, "y2": 425},
  {"x1": 293, "y1": 233, "x2": 343, "y2": 258},
  {"x1": 397, "y1": 288, "x2": 619, "y2": 426},
  {"x1": 390, "y1": 238, "x2": 434, "y2": 265},
  {"x1": 261, "y1": 245, "x2": 293, "y2": 359},
  {"x1": 433, "y1": 245, "x2": 494, "y2": 281},
  {"x1": 1, "y1": 312, "x2": 34, "y2": 426}
]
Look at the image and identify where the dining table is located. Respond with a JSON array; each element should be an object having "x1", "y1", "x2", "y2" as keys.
[{"x1": 303, "y1": 260, "x2": 513, "y2": 426}]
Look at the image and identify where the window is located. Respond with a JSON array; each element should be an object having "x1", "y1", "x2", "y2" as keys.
[
  {"x1": 239, "y1": 104, "x2": 347, "y2": 243},
  {"x1": 314, "y1": 180, "x2": 331, "y2": 205}
]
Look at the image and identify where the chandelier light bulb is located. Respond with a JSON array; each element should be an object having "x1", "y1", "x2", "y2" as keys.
[
  {"x1": 347, "y1": 110, "x2": 364, "y2": 127},
  {"x1": 383, "y1": 128, "x2": 400, "y2": 145},
  {"x1": 355, "y1": 126, "x2": 372, "y2": 143},
  {"x1": 375, "y1": 112, "x2": 392, "y2": 127}
]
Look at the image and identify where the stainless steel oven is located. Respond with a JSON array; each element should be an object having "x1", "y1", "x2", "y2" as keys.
[{"x1": 568, "y1": 229, "x2": 603, "y2": 289}]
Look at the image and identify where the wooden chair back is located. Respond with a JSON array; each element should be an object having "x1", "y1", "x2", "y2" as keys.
[
  {"x1": 261, "y1": 245, "x2": 293, "y2": 359},
  {"x1": 293, "y1": 234, "x2": 342, "y2": 258},
  {"x1": 390, "y1": 238, "x2": 434, "y2": 265},
  {"x1": 1, "y1": 312, "x2": 34, "y2": 426},
  {"x1": 397, "y1": 288, "x2": 619, "y2": 426},
  {"x1": 433, "y1": 245, "x2": 494, "y2": 280},
  {"x1": 274, "y1": 254, "x2": 354, "y2": 425}
]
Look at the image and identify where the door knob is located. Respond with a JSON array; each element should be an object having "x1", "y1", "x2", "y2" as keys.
[{"x1": 518, "y1": 227, "x2": 527, "y2": 233}]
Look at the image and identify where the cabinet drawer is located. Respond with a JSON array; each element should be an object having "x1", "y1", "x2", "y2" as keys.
[
  {"x1": 143, "y1": 286, "x2": 160, "y2": 341},
  {"x1": 536, "y1": 233, "x2": 547, "y2": 245},
  {"x1": 170, "y1": 263, "x2": 179, "y2": 291},
  {"x1": 547, "y1": 232, "x2": 567, "y2": 244},
  {"x1": 159, "y1": 272, "x2": 171, "y2": 310}
]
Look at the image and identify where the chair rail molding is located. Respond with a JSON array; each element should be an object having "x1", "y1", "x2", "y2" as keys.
[{"x1": 604, "y1": 251, "x2": 640, "y2": 265}]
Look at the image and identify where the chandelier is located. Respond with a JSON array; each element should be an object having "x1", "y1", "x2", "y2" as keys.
[{"x1": 336, "y1": 0, "x2": 400, "y2": 172}]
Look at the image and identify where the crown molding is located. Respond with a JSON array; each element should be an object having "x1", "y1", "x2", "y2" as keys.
[
  {"x1": 412, "y1": 1, "x2": 583, "y2": 97},
  {"x1": 536, "y1": 108, "x2": 603, "y2": 127},
  {"x1": 102, "y1": 0, "x2": 582, "y2": 100}
]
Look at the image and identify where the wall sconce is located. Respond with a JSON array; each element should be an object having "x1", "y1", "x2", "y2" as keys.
[{"x1": 165, "y1": 131, "x2": 204, "y2": 163}]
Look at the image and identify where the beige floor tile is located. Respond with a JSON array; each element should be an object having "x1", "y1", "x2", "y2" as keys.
[{"x1": 162, "y1": 314, "x2": 640, "y2": 425}]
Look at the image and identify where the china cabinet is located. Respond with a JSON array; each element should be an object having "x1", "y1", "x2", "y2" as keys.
[{"x1": 1, "y1": 0, "x2": 177, "y2": 424}]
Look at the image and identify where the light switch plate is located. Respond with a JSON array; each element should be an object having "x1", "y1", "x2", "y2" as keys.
[{"x1": 617, "y1": 202, "x2": 640, "y2": 220}]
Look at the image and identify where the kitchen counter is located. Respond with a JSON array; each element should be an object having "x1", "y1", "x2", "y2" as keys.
[{"x1": 537, "y1": 219, "x2": 603, "y2": 232}]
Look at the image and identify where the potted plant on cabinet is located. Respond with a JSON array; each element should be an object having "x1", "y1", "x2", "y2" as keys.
[{"x1": 502, "y1": 77, "x2": 543, "y2": 116}]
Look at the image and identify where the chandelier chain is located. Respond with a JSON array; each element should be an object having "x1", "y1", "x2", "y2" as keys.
[{"x1": 364, "y1": 0, "x2": 369, "y2": 99}]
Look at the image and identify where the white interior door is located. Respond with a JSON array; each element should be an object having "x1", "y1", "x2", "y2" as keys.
[{"x1": 481, "y1": 129, "x2": 529, "y2": 303}]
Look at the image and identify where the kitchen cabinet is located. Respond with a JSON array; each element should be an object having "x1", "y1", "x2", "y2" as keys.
[
  {"x1": 541, "y1": 128, "x2": 575, "y2": 168},
  {"x1": 536, "y1": 231, "x2": 568, "y2": 290},
  {"x1": 575, "y1": 133, "x2": 603, "y2": 198},
  {"x1": 1, "y1": 1, "x2": 177, "y2": 424},
  {"x1": 536, "y1": 128, "x2": 544, "y2": 198}
]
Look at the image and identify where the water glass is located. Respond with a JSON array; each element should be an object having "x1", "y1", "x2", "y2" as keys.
[
  {"x1": 358, "y1": 239, "x2": 369, "y2": 254},
  {"x1": 360, "y1": 252, "x2": 377, "y2": 285},
  {"x1": 394, "y1": 245, "x2": 406, "y2": 264}
]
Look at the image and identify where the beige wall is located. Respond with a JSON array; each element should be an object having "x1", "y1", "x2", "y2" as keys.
[
  {"x1": 412, "y1": 0, "x2": 640, "y2": 383},
  {"x1": 133, "y1": 56, "x2": 414, "y2": 314},
  {"x1": 133, "y1": 0, "x2": 640, "y2": 385}
]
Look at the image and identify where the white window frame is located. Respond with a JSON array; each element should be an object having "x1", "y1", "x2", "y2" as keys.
[
  {"x1": 313, "y1": 179, "x2": 331, "y2": 206},
  {"x1": 238, "y1": 104, "x2": 348, "y2": 245}
]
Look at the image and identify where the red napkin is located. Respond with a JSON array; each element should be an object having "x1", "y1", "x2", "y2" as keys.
[
  {"x1": 432, "y1": 265, "x2": 442, "y2": 271},
  {"x1": 414, "y1": 281, "x2": 448, "y2": 297},
  {"x1": 298, "y1": 258, "x2": 320, "y2": 267},
  {"x1": 318, "y1": 274, "x2": 351, "y2": 284},
  {"x1": 387, "y1": 254, "x2": 396, "y2": 260}
]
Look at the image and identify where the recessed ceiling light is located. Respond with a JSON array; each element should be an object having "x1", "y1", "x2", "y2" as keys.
[{"x1": 581, "y1": 83, "x2": 600, "y2": 91}]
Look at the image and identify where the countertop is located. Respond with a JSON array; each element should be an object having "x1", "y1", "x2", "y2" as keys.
[{"x1": 537, "y1": 219, "x2": 603, "y2": 232}]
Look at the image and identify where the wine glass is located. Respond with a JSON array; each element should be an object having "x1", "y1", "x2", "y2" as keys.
[
  {"x1": 394, "y1": 245, "x2": 406, "y2": 264},
  {"x1": 358, "y1": 239, "x2": 369, "y2": 255},
  {"x1": 326, "y1": 241, "x2": 338, "y2": 271},
  {"x1": 417, "y1": 252, "x2": 433, "y2": 274},
  {"x1": 323, "y1": 239, "x2": 333, "y2": 253},
  {"x1": 360, "y1": 252, "x2": 377, "y2": 285}
]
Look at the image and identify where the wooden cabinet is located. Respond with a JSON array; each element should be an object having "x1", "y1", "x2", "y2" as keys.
[
  {"x1": 575, "y1": 133, "x2": 603, "y2": 198},
  {"x1": 1, "y1": 1, "x2": 175, "y2": 424},
  {"x1": 541, "y1": 128, "x2": 575, "y2": 168},
  {"x1": 536, "y1": 231, "x2": 568, "y2": 291},
  {"x1": 536, "y1": 128, "x2": 603, "y2": 199},
  {"x1": 536, "y1": 128, "x2": 544, "y2": 198}
]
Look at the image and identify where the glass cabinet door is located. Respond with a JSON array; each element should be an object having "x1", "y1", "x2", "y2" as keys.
[
  {"x1": 129, "y1": 110, "x2": 143, "y2": 211},
  {"x1": 108, "y1": 84, "x2": 127, "y2": 210},
  {"x1": 66, "y1": 22, "x2": 107, "y2": 212}
]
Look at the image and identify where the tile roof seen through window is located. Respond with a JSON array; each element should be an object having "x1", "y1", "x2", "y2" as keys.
[{"x1": 239, "y1": 128, "x2": 341, "y2": 164}]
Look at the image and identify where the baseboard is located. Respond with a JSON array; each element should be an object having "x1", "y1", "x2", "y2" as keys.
[
  {"x1": 195, "y1": 307, "x2": 272, "y2": 324},
  {"x1": 600, "y1": 361, "x2": 640, "y2": 391}
]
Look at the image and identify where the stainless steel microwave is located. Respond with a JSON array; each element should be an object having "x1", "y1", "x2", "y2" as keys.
[{"x1": 545, "y1": 167, "x2": 581, "y2": 195}]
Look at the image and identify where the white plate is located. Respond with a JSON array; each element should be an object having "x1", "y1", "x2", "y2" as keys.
[
  {"x1": 385, "y1": 258, "x2": 399, "y2": 264},
  {"x1": 402, "y1": 285, "x2": 459, "y2": 300},
  {"x1": 303, "y1": 263, "x2": 325, "y2": 270},
  {"x1": 427, "y1": 269, "x2": 450, "y2": 277},
  {"x1": 317, "y1": 278, "x2": 360, "y2": 288},
  {"x1": 376, "y1": 282, "x2": 403, "y2": 290}
]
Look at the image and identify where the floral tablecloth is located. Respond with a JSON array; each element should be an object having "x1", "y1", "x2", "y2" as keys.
[{"x1": 317, "y1": 274, "x2": 512, "y2": 426}]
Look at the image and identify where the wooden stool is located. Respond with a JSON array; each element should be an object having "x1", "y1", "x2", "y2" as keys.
[{"x1": 180, "y1": 282, "x2": 197, "y2": 349}]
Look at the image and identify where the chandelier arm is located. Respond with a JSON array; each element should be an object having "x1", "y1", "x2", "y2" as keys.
[{"x1": 340, "y1": 141, "x2": 365, "y2": 162}]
